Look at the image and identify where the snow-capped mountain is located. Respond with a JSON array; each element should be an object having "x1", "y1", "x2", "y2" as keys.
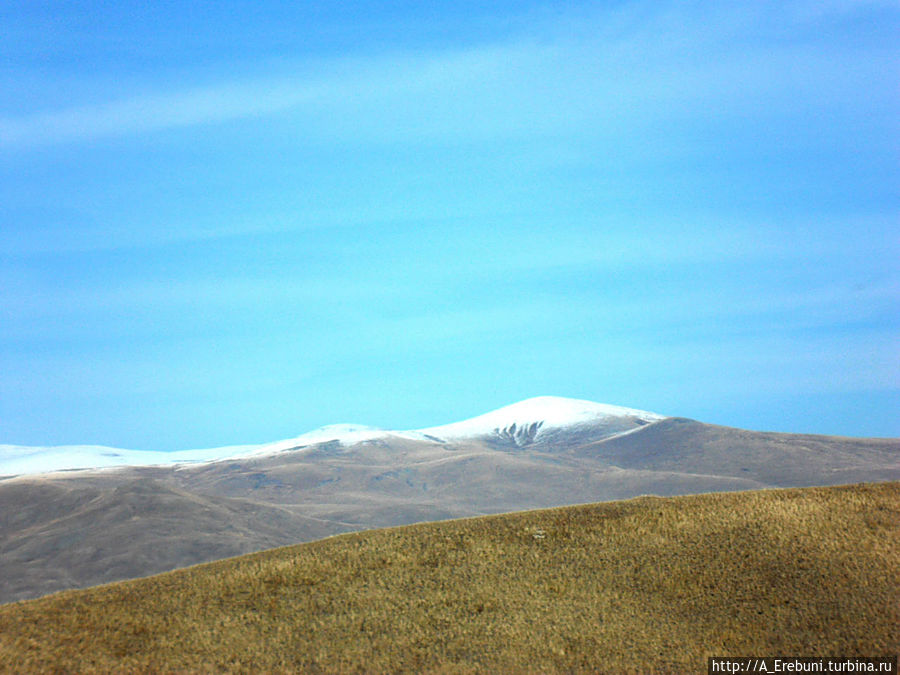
[
  {"x1": 2, "y1": 398, "x2": 897, "y2": 605},
  {"x1": 0, "y1": 396, "x2": 666, "y2": 477},
  {"x1": 418, "y1": 396, "x2": 664, "y2": 446}
]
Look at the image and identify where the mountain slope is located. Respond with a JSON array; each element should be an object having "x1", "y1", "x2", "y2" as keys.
[
  {"x1": 0, "y1": 478, "x2": 344, "y2": 603},
  {"x1": 1, "y1": 482, "x2": 896, "y2": 674},
  {"x1": 583, "y1": 417, "x2": 900, "y2": 485},
  {"x1": 1, "y1": 397, "x2": 897, "y2": 604}
]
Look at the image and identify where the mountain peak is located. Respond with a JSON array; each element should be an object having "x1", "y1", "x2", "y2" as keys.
[{"x1": 416, "y1": 396, "x2": 665, "y2": 445}]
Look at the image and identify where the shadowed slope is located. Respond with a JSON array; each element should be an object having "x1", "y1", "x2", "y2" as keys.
[
  {"x1": 0, "y1": 482, "x2": 896, "y2": 674},
  {"x1": 0, "y1": 478, "x2": 344, "y2": 603},
  {"x1": 585, "y1": 417, "x2": 900, "y2": 485}
]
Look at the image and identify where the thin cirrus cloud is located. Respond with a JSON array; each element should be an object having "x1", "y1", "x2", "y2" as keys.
[
  {"x1": 2, "y1": 1, "x2": 891, "y2": 150},
  {"x1": 0, "y1": 43, "x2": 565, "y2": 148},
  {"x1": 0, "y1": 69, "x2": 344, "y2": 147},
  {"x1": 0, "y1": 218, "x2": 861, "y2": 317}
]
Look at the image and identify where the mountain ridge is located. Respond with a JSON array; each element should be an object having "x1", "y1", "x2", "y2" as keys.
[
  {"x1": 1, "y1": 396, "x2": 665, "y2": 477},
  {"x1": 1, "y1": 396, "x2": 897, "y2": 604}
]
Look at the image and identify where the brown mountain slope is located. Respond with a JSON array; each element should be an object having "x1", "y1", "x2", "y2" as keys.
[
  {"x1": 1, "y1": 417, "x2": 897, "y2": 604},
  {"x1": 0, "y1": 478, "x2": 344, "y2": 603},
  {"x1": 1, "y1": 482, "x2": 896, "y2": 674},
  {"x1": 581, "y1": 417, "x2": 900, "y2": 485}
]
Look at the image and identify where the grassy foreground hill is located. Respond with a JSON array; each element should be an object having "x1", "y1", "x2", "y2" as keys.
[{"x1": 1, "y1": 482, "x2": 897, "y2": 674}]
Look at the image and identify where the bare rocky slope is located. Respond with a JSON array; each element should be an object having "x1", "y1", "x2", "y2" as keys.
[{"x1": 2, "y1": 397, "x2": 897, "y2": 604}]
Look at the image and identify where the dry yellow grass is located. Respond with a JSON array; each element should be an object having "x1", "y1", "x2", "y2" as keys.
[{"x1": 1, "y1": 482, "x2": 897, "y2": 674}]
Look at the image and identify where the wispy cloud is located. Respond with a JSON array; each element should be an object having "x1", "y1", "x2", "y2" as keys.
[
  {"x1": 0, "y1": 42, "x2": 556, "y2": 147},
  {"x1": 0, "y1": 65, "x2": 342, "y2": 147},
  {"x1": 2, "y1": 0, "x2": 893, "y2": 149}
]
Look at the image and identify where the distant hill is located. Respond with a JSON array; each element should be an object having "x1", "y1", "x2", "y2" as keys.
[
  {"x1": 1, "y1": 397, "x2": 897, "y2": 604},
  {"x1": 1, "y1": 482, "x2": 896, "y2": 674}
]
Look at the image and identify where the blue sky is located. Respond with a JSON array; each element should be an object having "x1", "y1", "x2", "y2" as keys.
[{"x1": 1, "y1": 0, "x2": 898, "y2": 450}]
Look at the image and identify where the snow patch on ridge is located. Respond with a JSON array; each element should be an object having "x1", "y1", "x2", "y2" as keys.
[
  {"x1": 416, "y1": 396, "x2": 664, "y2": 443},
  {"x1": 284, "y1": 424, "x2": 431, "y2": 446},
  {"x1": 0, "y1": 443, "x2": 263, "y2": 477}
]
